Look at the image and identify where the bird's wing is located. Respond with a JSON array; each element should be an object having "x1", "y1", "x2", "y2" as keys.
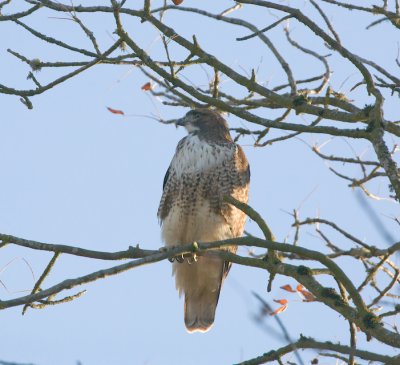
[
  {"x1": 162, "y1": 164, "x2": 171, "y2": 191},
  {"x1": 196, "y1": 144, "x2": 250, "y2": 280},
  {"x1": 205, "y1": 144, "x2": 250, "y2": 233},
  {"x1": 157, "y1": 137, "x2": 187, "y2": 222}
]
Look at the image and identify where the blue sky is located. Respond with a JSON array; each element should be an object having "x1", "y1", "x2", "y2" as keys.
[{"x1": 0, "y1": 1, "x2": 399, "y2": 364}]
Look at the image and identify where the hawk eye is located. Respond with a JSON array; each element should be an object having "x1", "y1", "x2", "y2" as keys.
[{"x1": 187, "y1": 110, "x2": 200, "y2": 119}]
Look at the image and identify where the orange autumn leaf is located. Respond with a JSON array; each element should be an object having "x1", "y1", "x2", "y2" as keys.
[
  {"x1": 273, "y1": 299, "x2": 288, "y2": 305},
  {"x1": 296, "y1": 284, "x2": 304, "y2": 292},
  {"x1": 280, "y1": 284, "x2": 296, "y2": 293},
  {"x1": 295, "y1": 284, "x2": 316, "y2": 302},
  {"x1": 300, "y1": 290, "x2": 316, "y2": 302},
  {"x1": 141, "y1": 82, "x2": 153, "y2": 91},
  {"x1": 271, "y1": 304, "x2": 288, "y2": 316},
  {"x1": 107, "y1": 107, "x2": 124, "y2": 115},
  {"x1": 172, "y1": 0, "x2": 184, "y2": 4}
]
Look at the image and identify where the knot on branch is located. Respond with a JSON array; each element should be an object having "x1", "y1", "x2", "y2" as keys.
[
  {"x1": 29, "y1": 58, "x2": 42, "y2": 72},
  {"x1": 362, "y1": 312, "x2": 382, "y2": 329},
  {"x1": 292, "y1": 94, "x2": 309, "y2": 107},
  {"x1": 298, "y1": 333, "x2": 313, "y2": 342},
  {"x1": 296, "y1": 265, "x2": 311, "y2": 276},
  {"x1": 320, "y1": 287, "x2": 346, "y2": 307}
]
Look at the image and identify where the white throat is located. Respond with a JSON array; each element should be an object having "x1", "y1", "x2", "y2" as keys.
[
  {"x1": 184, "y1": 123, "x2": 200, "y2": 133},
  {"x1": 171, "y1": 135, "x2": 233, "y2": 176}
]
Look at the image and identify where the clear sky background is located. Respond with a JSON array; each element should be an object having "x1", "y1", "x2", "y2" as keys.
[{"x1": 0, "y1": 1, "x2": 399, "y2": 364}]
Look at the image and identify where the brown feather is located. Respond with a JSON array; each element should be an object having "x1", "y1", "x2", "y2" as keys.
[{"x1": 158, "y1": 109, "x2": 250, "y2": 332}]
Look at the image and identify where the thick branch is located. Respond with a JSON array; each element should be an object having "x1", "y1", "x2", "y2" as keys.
[
  {"x1": 235, "y1": 336, "x2": 398, "y2": 365},
  {"x1": 2, "y1": 231, "x2": 400, "y2": 347}
]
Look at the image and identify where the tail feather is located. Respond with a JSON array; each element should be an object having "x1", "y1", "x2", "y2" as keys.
[{"x1": 184, "y1": 291, "x2": 219, "y2": 333}]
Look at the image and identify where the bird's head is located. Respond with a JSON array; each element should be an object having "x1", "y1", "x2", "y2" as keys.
[{"x1": 175, "y1": 109, "x2": 232, "y2": 142}]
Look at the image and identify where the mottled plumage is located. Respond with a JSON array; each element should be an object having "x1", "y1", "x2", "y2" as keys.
[{"x1": 158, "y1": 109, "x2": 250, "y2": 333}]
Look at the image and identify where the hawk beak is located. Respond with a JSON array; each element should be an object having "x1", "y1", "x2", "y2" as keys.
[{"x1": 174, "y1": 117, "x2": 186, "y2": 127}]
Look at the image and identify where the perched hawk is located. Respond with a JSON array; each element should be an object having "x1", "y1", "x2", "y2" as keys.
[{"x1": 158, "y1": 109, "x2": 250, "y2": 333}]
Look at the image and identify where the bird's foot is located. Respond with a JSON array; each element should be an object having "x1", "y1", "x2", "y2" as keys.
[
  {"x1": 175, "y1": 254, "x2": 185, "y2": 263},
  {"x1": 172, "y1": 253, "x2": 198, "y2": 264},
  {"x1": 159, "y1": 246, "x2": 186, "y2": 263},
  {"x1": 171, "y1": 253, "x2": 197, "y2": 264},
  {"x1": 186, "y1": 241, "x2": 199, "y2": 264},
  {"x1": 187, "y1": 253, "x2": 198, "y2": 264},
  {"x1": 160, "y1": 244, "x2": 199, "y2": 264},
  {"x1": 184, "y1": 242, "x2": 199, "y2": 264}
]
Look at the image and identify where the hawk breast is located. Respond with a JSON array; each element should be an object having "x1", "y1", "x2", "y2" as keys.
[
  {"x1": 158, "y1": 133, "x2": 249, "y2": 244},
  {"x1": 171, "y1": 134, "x2": 234, "y2": 177}
]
